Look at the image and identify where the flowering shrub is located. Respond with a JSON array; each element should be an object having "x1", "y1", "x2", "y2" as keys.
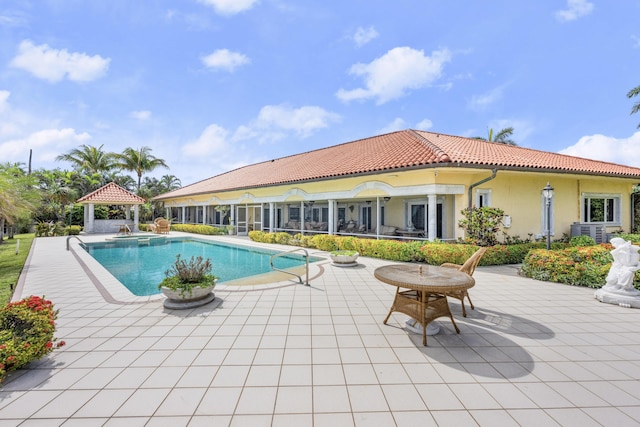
[
  {"x1": 521, "y1": 245, "x2": 625, "y2": 288},
  {"x1": 0, "y1": 296, "x2": 65, "y2": 384}
]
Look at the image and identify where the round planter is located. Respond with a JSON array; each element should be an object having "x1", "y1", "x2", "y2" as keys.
[
  {"x1": 160, "y1": 284, "x2": 216, "y2": 309},
  {"x1": 330, "y1": 252, "x2": 359, "y2": 267}
]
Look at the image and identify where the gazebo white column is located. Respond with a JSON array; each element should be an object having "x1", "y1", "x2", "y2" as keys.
[
  {"x1": 133, "y1": 205, "x2": 139, "y2": 232},
  {"x1": 88, "y1": 204, "x2": 95, "y2": 233}
]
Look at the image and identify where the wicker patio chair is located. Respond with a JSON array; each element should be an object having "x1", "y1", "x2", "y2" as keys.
[
  {"x1": 155, "y1": 219, "x2": 171, "y2": 234},
  {"x1": 440, "y1": 247, "x2": 487, "y2": 317}
]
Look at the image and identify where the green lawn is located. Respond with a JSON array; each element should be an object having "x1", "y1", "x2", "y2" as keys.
[{"x1": 0, "y1": 234, "x2": 35, "y2": 305}]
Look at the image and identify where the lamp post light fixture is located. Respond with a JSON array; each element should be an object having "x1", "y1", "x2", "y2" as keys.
[{"x1": 542, "y1": 182, "x2": 554, "y2": 250}]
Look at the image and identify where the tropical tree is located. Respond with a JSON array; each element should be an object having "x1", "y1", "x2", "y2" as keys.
[
  {"x1": 55, "y1": 144, "x2": 117, "y2": 175},
  {"x1": 159, "y1": 174, "x2": 182, "y2": 193},
  {"x1": 474, "y1": 127, "x2": 517, "y2": 146},
  {"x1": 33, "y1": 169, "x2": 79, "y2": 223},
  {"x1": 115, "y1": 146, "x2": 169, "y2": 192},
  {"x1": 628, "y1": 85, "x2": 640, "y2": 128},
  {"x1": 0, "y1": 164, "x2": 39, "y2": 241}
]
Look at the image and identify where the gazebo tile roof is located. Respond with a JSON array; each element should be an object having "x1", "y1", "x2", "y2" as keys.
[{"x1": 77, "y1": 182, "x2": 146, "y2": 204}]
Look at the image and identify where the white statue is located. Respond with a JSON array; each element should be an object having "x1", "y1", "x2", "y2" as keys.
[{"x1": 604, "y1": 238, "x2": 640, "y2": 293}]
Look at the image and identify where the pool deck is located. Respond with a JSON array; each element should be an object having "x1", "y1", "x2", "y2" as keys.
[{"x1": 2, "y1": 233, "x2": 640, "y2": 426}]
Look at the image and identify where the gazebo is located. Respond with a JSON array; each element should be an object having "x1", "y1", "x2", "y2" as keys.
[{"x1": 76, "y1": 182, "x2": 146, "y2": 234}]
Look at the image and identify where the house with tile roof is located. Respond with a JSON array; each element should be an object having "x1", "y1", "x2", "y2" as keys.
[
  {"x1": 77, "y1": 182, "x2": 146, "y2": 233},
  {"x1": 154, "y1": 130, "x2": 640, "y2": 242}
]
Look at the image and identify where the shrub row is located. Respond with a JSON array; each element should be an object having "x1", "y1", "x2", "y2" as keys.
[
  {"x1": 0, "y1": 296, "x2": 64, "y2": 384},
  {"x1": 169, "y1": 224, "x2": 226, "y2": 235},
  {"x1": 247, "y1": 231, "x2": 556, "y2": 266}
]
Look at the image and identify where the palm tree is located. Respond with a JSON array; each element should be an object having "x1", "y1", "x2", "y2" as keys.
[
  {"x1": 474, "y1": 127, "x2": 517, "y2": 146},
  {"x1": 115, "y1": 146, "x2": 169, "y2": 192},
  {"x1": 628, "y1": 85, "x2": 640, "y2": 128},
  {"x1": 159, "y1": 174, "x2": 182, "y2": 193},
  {"x1": 55, "y1": 144, "x2": 117, "y2": 175}
]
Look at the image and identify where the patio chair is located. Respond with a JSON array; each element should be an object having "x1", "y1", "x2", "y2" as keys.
[
  {"x1": 148, "y1": 217, "x2": 164, "y2": 233},
  {"x1": 439, "y1": 247, "x2": 487, "y2": 317},
  {"x1": 342, "y1": 220, "x2": 357, "y2": 233},
  {"x1": 155, "y1": 219, "x2": 171, "y2": 234}
]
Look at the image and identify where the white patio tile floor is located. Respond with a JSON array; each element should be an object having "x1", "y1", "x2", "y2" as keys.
[{"x1": 1, "y1": 233, "x2": 639, "y2": 426}]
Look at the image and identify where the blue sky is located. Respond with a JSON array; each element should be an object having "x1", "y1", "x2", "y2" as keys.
[{"x1": 1, "y1": 0, "x2": 640, "y2": 185}]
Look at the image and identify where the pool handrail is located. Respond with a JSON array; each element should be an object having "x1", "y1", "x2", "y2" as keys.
[
  {"x1": 66, "y1": 235, "x2": 85, "y2": 251},
  {"x1": 270, "y1": 248, "x2": 310, "y2": 286}
]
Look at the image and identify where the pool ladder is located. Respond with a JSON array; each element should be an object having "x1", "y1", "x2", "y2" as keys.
[
  {"x1": 270, "y1": 248, "x2": 310, "y2": 286},
  {"x1": 66, "y1": 235, "x2": 85, "y2": 250}
]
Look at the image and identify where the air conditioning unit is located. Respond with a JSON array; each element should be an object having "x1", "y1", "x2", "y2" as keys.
[{"x1": 570, "y1": 222, "x2": 607, "y2": 243}]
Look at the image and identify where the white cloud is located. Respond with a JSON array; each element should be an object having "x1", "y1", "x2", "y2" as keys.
[
  {"x1": 10, "y1": 40, "x2": 110, "y2": 83},
  {"x1": 554, "y1": 0, "x2": 594, "y2": 23},
  {"x1": 378, "y1": 118, "x2": 407, "y2": 134},
  {"x1": 336, "y1": 47, "x2": 451, "y2": 105},
  {"x1": 416, "y1": 119, "x2": 433, "y2": 130},
  {"x1": 183, "y1": 124, "x2": 229, "y2": 157},
  {"x1": 0, "y1": 90, "x2": 10, "y2": 113},
  {"x1": 468, "y1": 85, "x2": 505, "y2": 111},
  {"x1": 253, "y1": 104, "x2": 340, "y2": 138},
  {"x1": 559, "y1": 132, "x2": 640, "y2": 166},
  {"x1": 201, "y1": 49, "x2": 250, "y2": 72},
  {"x1": 197, "y1": 0, "x2": 259, "y2": 16},
  {"x1": 353, "y1": 26, "x2": 379, "y2": 47},
  {"x1": 130, "y1": 110, "x2": 152, "y2": 121},
  {"x1": 0, "y1": 128, "x2": 91, "y2": 163}
]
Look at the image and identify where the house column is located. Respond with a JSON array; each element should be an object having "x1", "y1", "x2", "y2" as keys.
[
  {"x1": 328, "y1": 199, "x2": 335, "y2": 234},
  {"x1": 269, "y1": 202, "x2": 275, "y2": 231},
  {"x1": 202, "y1": 205, "x2": 207, "y2": 225},
  {"x1": 181, "y1": 206, "x2": 186, "y2": 224},
  {"x1": 428, "y1": 194, "x2": 437, "y2": 241},
  {"x1": 376, "y1": 197, "x2": 382, "y2": 239},
  {"x1": 230, "y1": 204, "x2": 236, "y2": 227},
  {"x1": 300, "y1": 201, "x2": 304, "y2": 234},
  {"x1": 165, "y1": 207, "x2": 169, "y2": 220},
  {"x1": 133, "y1": 205, "x2": 139, "y2": 232}
]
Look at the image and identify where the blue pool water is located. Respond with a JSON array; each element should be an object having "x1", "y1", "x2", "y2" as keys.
[{"x1": 82, "y1": 238, "x2": 319, "y2": 296}]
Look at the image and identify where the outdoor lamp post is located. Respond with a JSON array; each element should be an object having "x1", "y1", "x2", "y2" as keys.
[{"x1": 542, "y1": 183, "x2": 554, "y2": 250}]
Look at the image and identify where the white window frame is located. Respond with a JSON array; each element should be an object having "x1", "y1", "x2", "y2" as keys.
[
  {"x1": 581, "y1": 193, "x2": 622, "y2": 226},
  {"x1": 476, "y1": 189, "x2": 491, "y2": 208}
]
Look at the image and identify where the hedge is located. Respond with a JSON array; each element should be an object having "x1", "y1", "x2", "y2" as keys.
[{"x1": 247, "y1": 231, "x2": 554, "y2": 266}]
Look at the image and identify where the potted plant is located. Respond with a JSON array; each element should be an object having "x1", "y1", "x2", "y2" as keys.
[
  {"x1": 329, "y1": 249, "x2": 359, "y2": 266},
  {"x1": 158, "y1": 254, "x2": 218, "y2": 308},
  {"x1": 226, "y1": 224, "x2": 235, "y2": 235}
]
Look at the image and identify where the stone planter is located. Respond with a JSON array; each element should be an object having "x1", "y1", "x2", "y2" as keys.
[
  {"x1": 160, "y1": 284, "x2": 216, "y2": 309},
  {"x1": 330, "y1": 251, "x2": 359, "y2": 267}
]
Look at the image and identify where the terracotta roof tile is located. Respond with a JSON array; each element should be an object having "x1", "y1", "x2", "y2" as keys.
[
  {"x1": 77, "y1": 182, "x2": 146, "y2": 204},
  {"x1": 156, "y1": 130, "x2": 640, "y2": 200}
]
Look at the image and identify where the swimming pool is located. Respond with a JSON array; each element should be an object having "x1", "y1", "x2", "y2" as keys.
[{"x1": 82, "y1": 238, "x2": 320, "y2": 296}]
